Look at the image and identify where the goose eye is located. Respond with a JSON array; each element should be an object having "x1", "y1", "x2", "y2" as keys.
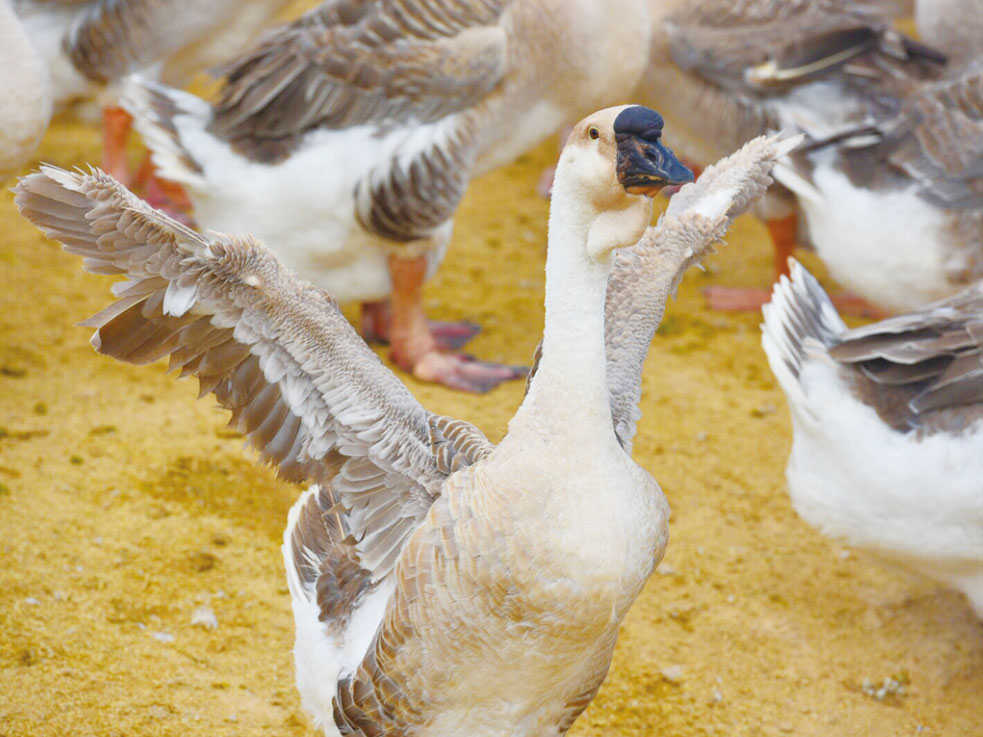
[{"x1": 588, "y1": 127, "x2": 600, "y2": 140}]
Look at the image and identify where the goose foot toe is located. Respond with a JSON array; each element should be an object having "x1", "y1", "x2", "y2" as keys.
[
  {"x1": 536, "y1": 165, "x2": 557, "y2": 198},
  {"x1": 408, "y1": 351, "x2": 527, "y2": 393},
  {"x1": 429, "y1": 320, "x2": 482, "y2": 350},
  {"x1": 703, "y1": 285, "x2": 774, "y2": 312},
  {"x1": 704, "y1": 285, "x2": 885, "y2": 318}
]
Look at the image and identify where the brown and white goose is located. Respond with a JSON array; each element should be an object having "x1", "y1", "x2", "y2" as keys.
[
  {"x1": 762, "y1": 259, "x2": 983, "y2": 617},
  {"x1": 771, "y1": 58, "x2": 983, "y2": 314},
  {"x1": 639, "y1": 0, "x2": 964, "y2": 313},
  {"x1": 119, "y1": 0, "x2": 656, "y2": 392},
  {"x1": 13, "y1": 0, "x2": 289, "y2": 183}
]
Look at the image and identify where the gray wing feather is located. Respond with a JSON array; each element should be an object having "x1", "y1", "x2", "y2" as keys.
[
  {"x1": 886, "y1": 60, "x2": 983, "y2": 209},
  {"x1": 208, "y1": 0, "x2": 510, "y2": 149},
  {"x1": 664, "y1": 0, "x2": 938, "y2": 93},
  {"x1": 65, "y1": 0, "x2": 243, "y2": 83},
  {"x1": 606, "y1": 134, "x2": 801, "y2": 451},
  {"x1": 14, "y1": 165, "x2": 492, "y2": 582},
  {"x1": 830, "y1": 283, "x2": 983, "y2": 415}
]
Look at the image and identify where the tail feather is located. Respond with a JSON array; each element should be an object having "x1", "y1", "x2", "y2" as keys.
[
  {"x1": 761, "y1": 259, "x2": 847, "y2": 390},
  {"x1": 283, "y1": 483, "x2": 372, "y2": 629},
  {"x1": 120, "y1": 74, "x2": 209, "y2": 189}
]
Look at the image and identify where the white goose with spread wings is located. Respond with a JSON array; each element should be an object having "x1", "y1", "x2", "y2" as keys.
[
  {"x1": 762, "y1": 260, "x2": 983, "y2": 617},
  {"x1": 16, "y1": 107, "x2": 796, "y2": 735},
  {"x1": 120, "y1": 0, "x2": 655, "y2": 393},
  {"x1": 17, "y1": 105, "x2": 697, "y2": 736}
]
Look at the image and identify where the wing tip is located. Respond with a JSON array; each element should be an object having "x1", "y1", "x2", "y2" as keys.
[{"x1": 761, "y1": 258, "x2": 845, "y2": 379}]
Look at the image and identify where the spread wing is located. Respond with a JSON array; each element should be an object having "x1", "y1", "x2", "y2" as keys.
[
  {"x1": 208, "y1": 0, "x2": 511, "y2": 146},
  {"x1": 14, "y1": 165, "x2": 492, "y2": 581},
  {"x1": 604, "y1": 134, "x2": 802, "y2": 451},
  {"x1": 663, "y1": 0, "x2": 941, "y2": 95},
  {"x1": 830, "y1": 283, "x2": 983, "y2": 417}
]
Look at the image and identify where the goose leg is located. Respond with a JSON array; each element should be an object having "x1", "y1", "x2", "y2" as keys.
[
  {"x1": 361, "y1": 299, "x2": 482, "y2": 351},
  {"x1": 705, "y1": 214, "x2": 883, "y2": 317},
  {"x1": 134, "y1": 154, "x2": 194, "y2": 226},
  {"x1": 102, "y1": 106, "x2": 134, "y2": 187},
  {"x1": 703, "y1": 213, "x2": 797, "y2": 312},
  {"x1": 360, "y1": 300, "x2": 391, "y2": 345},
  {"x1": 386, "y1": 255, "x2": 526, "y2": 393}
]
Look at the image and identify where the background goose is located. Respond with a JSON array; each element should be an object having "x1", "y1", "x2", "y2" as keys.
[
  {"x1": 761, "y1": 259, "x2": 983, "y2": 618},
  {"x1": 120, "y1": 0, "x2": 655, "y2": 392},
  {"x1": 0, "y1": 0, "x2": 52, "y2": 181},
  {"x1": 639, "y1": 0, "x2": 956, "y2": 313},
  {"x1": 772, "y1": 59, "x2": 983, "y2": 314},
  {"x1": 13, "y1": 0, "x2": 289, "y2": 184}
]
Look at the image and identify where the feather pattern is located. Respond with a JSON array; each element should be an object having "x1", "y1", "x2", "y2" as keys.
[
  {"x1": 830, "y1": 281, "x2": 983, "y2": 424},
  {"x1": 883, "y1": 60, "x2": 983, "y2": 210},
  {"x1": 664, "y1": 0, "x2": 942, "y2": 94},
  {"x1": 14, "y1": 164, "x2": 492, "y2": 584},
  {"x1": 64, "y1": 0, "x2": 234, "y2": 83},
  {"x1": 208, "y1": 0, "x2": 511, "y2": 153}
]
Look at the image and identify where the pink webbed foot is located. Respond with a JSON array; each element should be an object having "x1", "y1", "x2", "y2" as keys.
[
  {"x1": 410, "y1": 351, "x2": 527, "y2": 394},
  {"x1": 361, "y1": 301, "x2": 481, "y2": 351},
  {"x1": 385, "y1": 255, "x2": 525, "y2": 392},
  {"x1": 428, "y1": 320, "x2": 482, "y2": 350}
]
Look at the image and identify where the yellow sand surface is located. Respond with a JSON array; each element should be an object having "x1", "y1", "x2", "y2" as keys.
[{"x1": 1, "y1": 119, "x2": 981, "y2": 737}]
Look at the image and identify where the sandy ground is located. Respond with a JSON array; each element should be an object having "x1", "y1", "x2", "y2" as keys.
[{"x1": 1, "y1": 112, "x2": 981, "y2": 737}]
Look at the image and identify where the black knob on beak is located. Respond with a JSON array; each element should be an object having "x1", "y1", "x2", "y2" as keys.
[{"x1": 614, "y1": 106, "x2": 693, "y2": 196}]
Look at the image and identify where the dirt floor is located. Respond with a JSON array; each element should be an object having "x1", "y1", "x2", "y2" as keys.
[{"x1": 1, "y1": 109, "x2": 982, "y2": 737}]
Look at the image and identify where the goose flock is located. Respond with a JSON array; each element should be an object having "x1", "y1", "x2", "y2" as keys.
[{"x1": 3, "y1": 0, "x2": 981, "y2": 735}]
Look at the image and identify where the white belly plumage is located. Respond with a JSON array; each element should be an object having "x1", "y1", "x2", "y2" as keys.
[
  {"x1": 178, "y1": 122, "x2": 451, "y2": 303},
  {"x1": 781, "y1": 357, "x2": 983, "y2": 614},
  {"x1": 792, "y1": 164, "x2": 955, "y2": 313}
]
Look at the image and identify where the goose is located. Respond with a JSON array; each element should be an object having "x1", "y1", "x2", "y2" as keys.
[
  {"x1": 0, "y1": 0, "x2": 52, "y2": 181},
  {"x1": 13, "y1": 0, "x2": 289, "y2": 185},
  {"x1": 119, "y1": 0, "x2": 656, "y2": 392},
  {"x1": 15, "y1": 106, "x2": 793, "y2": 735},
  {"x1": 761, "y1": 259, "x2": 983, "y2": 618},
  {"x1": 915, "y1": 0, "x2": 983, "y2": 65},
  {"x1": 771, "y1": 59, "x2": 983, "y2": 314},
  {"x1": 639, "y1": 0, "x2": 960, "y2": 314}
]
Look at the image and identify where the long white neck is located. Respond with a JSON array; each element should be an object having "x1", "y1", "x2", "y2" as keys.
[{"x1": 510, "y1": 173, "x2": 617, "y2": 445}]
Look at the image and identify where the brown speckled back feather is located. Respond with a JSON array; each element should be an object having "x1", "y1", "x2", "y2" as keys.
[
  {"x1": 14, "y1": 165, "x2": 492, "y2": 587},
  {"x1": 65, "y1": 0, "x2": 247, "y2": 83},
  {"x1": 831, "y1": 282, "x2": 983, "y2": 426},
  {"x1": 207, "y1": 0, "x2": 510, "y2": 159}
]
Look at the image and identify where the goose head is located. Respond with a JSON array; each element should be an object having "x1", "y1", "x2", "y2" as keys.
[{"x1": 554, "y1": 105, "x2": 692, "y2": 262}]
